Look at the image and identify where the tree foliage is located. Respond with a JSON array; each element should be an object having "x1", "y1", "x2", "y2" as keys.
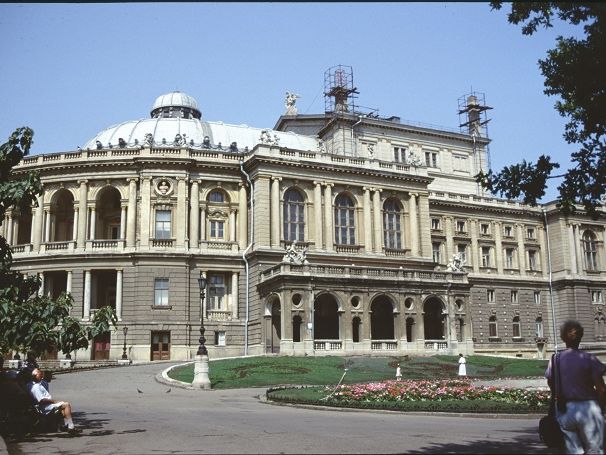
[
  {"x1": 0, "y1": 128, "x2": 117, "y2": 360},
  {"x1": 478, "y1": 2, "x2": 606, "y2": 217}
]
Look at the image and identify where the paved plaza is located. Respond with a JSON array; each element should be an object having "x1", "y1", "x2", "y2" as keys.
[{"x1": 3, "y1": 363, "x2": 554, "y2": 454}]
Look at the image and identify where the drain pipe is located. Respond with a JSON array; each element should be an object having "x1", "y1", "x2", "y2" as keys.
[
  {"x1": 542, "y1": 208, "x2": 558, "y2": 354},
  {"x1": 240, "y1": 159, "x2": 254, "y2": 356}
]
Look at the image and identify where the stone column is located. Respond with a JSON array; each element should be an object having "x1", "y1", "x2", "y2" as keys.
[
  {"x1": 12, "y1": 218, "x2": 19, "y2": 245},
  {"x1": 72, "y1": 207, "x2": 78, "y2": 241},
  {"x1": 495, "y1": 221, "x2": 503, "y2": 273},
  {"x1": 89, "y1": 207, "x2": 96, "y2": 240},
  {"x1": 568, "y1": 223, "x2": 577, "y2": 274},
  {"x1": 444, "y1": 217, "x2": 454, "y2": 260},
  {"x1": 76, "y1": 181, "x2": 88, "y2": 248},
  {"x1": 238, "y1": 183, "x2": 248, "y2": 249},
  {"x1": 30, "y1": 207, "x2": 36, "y2": 243},
  {"x1": 324, "y1": 184, "x2": 334, "y2": 251},
  {"x1": 66, "y1": 270, "x2": 73, "y2": 294},
  {"x1": 372, "y1": 188, "x2": 383, "y2": 253},
  {"x1": 517, "y1": 224, "x2": 526, "y2": 275},
  {"x1": 574, "y1": 224, "x2": 583, "y2": 273},
  {"x1": 470, "y1": 219, "x2": 479, "y2": 272},
  {"x1": 120, "y1": 206, "x2": 126, "y2": 240},
  {"x1": 408, "y1": 193, "x2": 419, "y2": 256},
  {"x1": 6, "y1": 213, "x2": 13, "y2": 245},
  {"x1": 229, "y1": 210, "x2": 236, "y2": 242},
  {"x1": 176, "y1": 177, "x2": 187, "y2": 247},
  {"x1": 254, "y1": 176, "x2": 271, "y2": 248},
  {"x1": 33, "y1": 195, "x2": 44, "y2": 251},
  {"x1": 126, "y1": 178, "x2": 137, "y2": 248},
  {"x1": 231, "y1": 272, "x2": 239, "y2": 319},
  {"x1": 44, "y1": 209, "x2": 51, "y2": 242},
  {"x1": 417, "y1": 193, "x2": 431, "y2": 257},
  {"x1": 271, "y1": 177, "x2": 281, "y2": 248},
  {"x1": 190, "y1": 180, "x2": 200, "y2": 249},
  {"x1": 83, "y1": 270, "x2": 91, "y2": 320},
  {"x1": 363, "y1": 187, "x2": 372, "y2": 252},
  {"x1": 38, "y1": 272, "x2": 45, "y2": 297},
  {"x1": 115, "y1": 269, "x2": 123, "y2": 321},
  {"x1": 140, "y1": 178, "x2": 151, "y2": 247},
  {"x1": 313, "y1": 181, "x2": 323, "y2": 250},
  {"x1": 538, "y1": 225, "x2": 548, "y2": 275},
  {"x1": 200, "y1": 206, "x2": 206, "y2": 242}
]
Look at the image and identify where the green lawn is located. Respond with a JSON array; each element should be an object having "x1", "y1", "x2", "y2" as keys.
[{"x1": 168, "y1": 354, "x2": 548, "y2": 389}]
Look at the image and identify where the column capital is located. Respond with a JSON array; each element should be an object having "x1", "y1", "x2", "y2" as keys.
[
  {"x1": 191, "y1": 179, "x2": 200, "y2": 186},
  {"x1": 115, "y1": 268, "x2": 124, "y2": 272},
  {"x1": 78, "y1": 179, "x2": 88, "y2": 186},
  {"x1": 271, "y1": 176, "x2": 282, "y2": 182},
  {"x1": 127, "y1": 177, "x2": 138, "y2": 184},
  {"x1": 324, "y1": 183, "x2": 334, "y2": 188},
  {"x1": 313, "y1": 181, "x2": 323, "y2": 186},
  {"x1": 142, "y1": 176, "x2": 153, "y2": 182},
  {"x1": 410, "y1": 192, "x2": 418, "y2": 198},
  {"x1": 373, "y1": 187, "x2": 383, "y2": 193},
  {"x1": 362, "y1": 186, "x2": 371, "y2": 192}
]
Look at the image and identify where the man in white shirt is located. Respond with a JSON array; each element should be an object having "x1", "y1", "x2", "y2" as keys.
[{"x1": 27, "y1": 368, "x2": 78, "y2": 434}]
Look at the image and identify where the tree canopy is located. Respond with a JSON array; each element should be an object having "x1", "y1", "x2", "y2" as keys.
[
  {"x1": 477, "y1": 2, "x2": 606, "y2": 217},
  {"x1": 0, "y1": 128, "x2": 116, "y2": 360}
]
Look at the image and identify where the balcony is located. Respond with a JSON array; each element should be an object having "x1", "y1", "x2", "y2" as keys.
[
  {"x1": 314, "y1": 340, "x2": 342, "y2": 351},
  {"x1": 371, "y1": 341, "x2": 398, "y2": 351},
  {"x1": 424, "y1": 340, "x2": 448, "y2": 351},
  {"x1": 151, "y1": 238, "x2": 174, "y2": 248},
  {"x1": 207, "y1": 310, "x2": 232, "y2": 321}
]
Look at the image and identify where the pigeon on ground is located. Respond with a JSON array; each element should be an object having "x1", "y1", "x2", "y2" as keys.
[
  {"x1": 137, "y1": 388, "x2": 143, "y2": 394},
  {"x1": 166, "y1": 388, "x2": 171, "y2": 393}
]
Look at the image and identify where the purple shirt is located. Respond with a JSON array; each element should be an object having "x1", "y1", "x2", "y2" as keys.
[{"x1": 545, "y1": 348, "x2": 606, "y2": 401}]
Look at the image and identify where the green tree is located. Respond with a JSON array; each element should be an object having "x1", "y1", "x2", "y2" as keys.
[
  {"x1": 477, "y1": 2, "x2": 606, "y2": 217},
  {"x1": 0, "y1": 128, "x2": 117, "y2": 362}
]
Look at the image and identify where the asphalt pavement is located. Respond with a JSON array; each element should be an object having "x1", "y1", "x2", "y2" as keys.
[{"x1": 2, "y1": 363, "x2": 555, "y2": 455}]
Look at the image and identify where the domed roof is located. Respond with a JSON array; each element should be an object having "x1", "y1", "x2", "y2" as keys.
[
  {"x1": 83, "y1": 92, "x2": 319, "y2": 152},
  {"x1": 152, "y1": 91, "x2": 199, "y2": 112}
]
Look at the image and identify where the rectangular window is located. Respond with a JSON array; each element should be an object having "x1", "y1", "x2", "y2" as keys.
[
  {"x1": 527, "y1": 227, "x2": 536, "y2": 239},
  {"x1": 154, "y1": 278, "x2": 169, "y2": 306},
  {"x1": 453, "y1": 154, "x2": 469, "y2": 172},
  {"x1": 208, "y1": 274, "x2": 226, "y2": 311},
  {"x1": 393, "y1": 146, "x2": 407, "y2": 163},
  {"x1": 210, "y1": 220, "x2": 225, "y2": 240},
  {"x1": 511, "y1": 290, "x2": 518, "y2": 303},
  {"x1": 505, "y1": 248, "x2": 515, "y2": 269},
  {"x1": 457, "y1": 244, "x2": 467, "y2": 262},
  {"x1": 528, "y1": 250, "x2": 538, "y2": 271},
  {"x1": 489, "y1": 319, "x2": 498, "y2": 337},
  {"x1": 431, "y1": 218, "x2": 441, "y2": 230},
  {"x1": 513, "y1": 319, "x2": 521, "y2": 338},
  {"x1": 432, "y1": 242, "x2": 441, "y2": 263},
  {"x1": 155, "y1": 210, "x2": 172, "y2": 239},
  {"x1": 503, "y1": 225, "x2": 513, "y2": 237},
  {"x1": 487, "y1": 289, "x2": 495, "y2": 303},
  {"x1": 536, "y1": 320, "x2": 544, "y2": 338},
  {"x1": 480, "y1": 223, "x2": 490, "y2": 235},
  {"x1": 456, "y1": 220, "x2": 466, "y2": 233},
  {"x1": 592, "y1": 291, "x2": 604, "y2": 304},
  {"x1": 424, "y1": 151, "x2": 438, "y2": 168},
  {"x1": 484, "y1": 247, "x2": 491, "y2": 267},
  {"x1": 534, "y1": 291, "x2": 541, "y2": 305},
  {"x1": 215, "y1": 331, "x2": 226, "y2": 346}
]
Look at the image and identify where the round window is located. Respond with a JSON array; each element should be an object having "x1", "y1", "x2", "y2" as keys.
[
  {"x1": 292, "y1": 293, "x2": 302, "y2": 307},
  {"x1": 404, "y1": 298, "x2": 414, "y2": 310},
  {"x1": 351, "y1": 296, "x2": 361, "y2": 309}
]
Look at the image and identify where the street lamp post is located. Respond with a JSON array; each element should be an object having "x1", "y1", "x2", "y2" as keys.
[
  {"x1": 192, "y1": 275, "x2": 211, "y2": 389},
  {"x1": 122, "y1": 326, "x2": 129, "y2": 360}
]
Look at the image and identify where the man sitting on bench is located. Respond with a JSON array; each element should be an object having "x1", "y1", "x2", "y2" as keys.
[{"x1": 27, "y1": 368, "x2": 78, "y2": 434}]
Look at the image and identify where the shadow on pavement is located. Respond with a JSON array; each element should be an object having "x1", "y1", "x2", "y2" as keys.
[{"x1": 407, "y1": 428, "x2": 561, "y2": 454}]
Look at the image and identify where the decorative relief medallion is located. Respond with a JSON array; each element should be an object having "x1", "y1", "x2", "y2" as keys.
[{"x1": 154, "y1": 178, "x2": 174, "y2": 196}]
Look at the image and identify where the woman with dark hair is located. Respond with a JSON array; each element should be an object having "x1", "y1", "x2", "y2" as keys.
[{"x1": 546, "y1": 320, "x2": 606, "y2": 454}]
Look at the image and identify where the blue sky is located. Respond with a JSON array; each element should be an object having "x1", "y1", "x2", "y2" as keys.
[{"x1": 0, "y1": 3, "x2": 583, "y2": 201}]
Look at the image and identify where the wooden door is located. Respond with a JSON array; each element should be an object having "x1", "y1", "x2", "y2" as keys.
[
  {"x1": 151, "y1": 331, "x2": 170, "y2": 361},
  {"x1": 92, "y1": 333, "x2": 111, "y2": 360}
]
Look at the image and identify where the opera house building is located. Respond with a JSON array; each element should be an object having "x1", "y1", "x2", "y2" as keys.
[{"x1": 5, "y1": 67, "x2": 605, "y2": 362}]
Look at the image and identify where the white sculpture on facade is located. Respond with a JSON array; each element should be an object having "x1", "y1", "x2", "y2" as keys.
[
  {"x1": 259, "y1": 129, "x2": 275, "y2": 145},
  {"x1": 446, "y1": 253, "x2": 466, "y2": 272},
  {"x1": 285, "y1": 91, "x2": 300, "y2": 115},
  {"x1": 143, "y1": 133, "x2": 154, "y2": 146},
  {"x1": 407, "y1": 150, "x2": 422, "y2": 167},
  {"x1": 282, "y1": 241, "x2": 309, "y2": 265}
]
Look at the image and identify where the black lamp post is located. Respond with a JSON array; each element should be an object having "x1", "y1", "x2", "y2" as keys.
[
  {"x1": 197, "y1": 276, "x2": 208, "y2": 356},
  {"x1": 122, "y1": 326, "x2": 128, "y2": 360}
]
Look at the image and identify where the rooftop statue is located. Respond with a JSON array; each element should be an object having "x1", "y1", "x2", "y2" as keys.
[{"x1": 285, "y1": 91, "x2": 300, "y2": 115}]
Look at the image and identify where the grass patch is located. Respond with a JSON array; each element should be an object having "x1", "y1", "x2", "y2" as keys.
[{"x1": 168, "y1": 355, "x2": 548, "y2": 389}]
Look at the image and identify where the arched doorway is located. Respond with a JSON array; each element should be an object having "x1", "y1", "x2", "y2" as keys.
[
  {"x1": 292, "y1": 315, "x2": 302, "y2": 342},
  {"x1": 314, "y1": 294, "x2": 339, "y2": 339},
  {"x1": 424, "y1": 298, "x2": 445, "y2": 340},
  {"x1": 51, "y1": 189, "x2": 74, "y2": 242},
  {"x1": 352, "y1": 317, "x2": 361, "y2": 342},
  {"x1": 96, "y1": 186, "x2": 122, "y2": 240},
  {"x1": 269, "y1": 299, "x2": 281, "y2": 353},
  {"x1": 15, "y1": 206, "x2": 33, "y2": 245},
  {"x1": 370, "y1": 297, "x2": 395, "y2": 339},
  {"x1": 406, "y1": 317, "x2": 415, "y2": 342}
]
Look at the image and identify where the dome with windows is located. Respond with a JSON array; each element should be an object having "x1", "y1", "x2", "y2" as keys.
[{"x1": 83, "y1": 91, "x2": 319, "y2": 152}]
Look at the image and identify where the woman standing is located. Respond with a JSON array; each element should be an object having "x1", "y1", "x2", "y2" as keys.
[{"x1": 458, "y1": 354, "x2": 467, "y2": 377}]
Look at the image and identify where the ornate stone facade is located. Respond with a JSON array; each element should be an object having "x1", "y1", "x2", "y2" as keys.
[{"x1": 5, "y1": 90, "x2": 605, "y2": 362}]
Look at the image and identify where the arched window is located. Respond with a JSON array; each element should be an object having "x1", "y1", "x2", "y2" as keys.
[
  {"x1": 583, "y1": 231, "x2": 598, "y2": 271},
  {"x1": 512, "y1": 316, "x2": 521, "y2": 338},
  {"x1": 488, "y1": 316, "x2": 498, "y2": 338},
  {"x1": 383, "y1": 199, "x2": 402, "y2": 249},
  {"x1": 334, "y1": 194, "x2": 356, "y2": 245},
  {"x1": 208, "y1": 190, "x2": 225, "y2": 203},
  {"x1": 283, "y1": 189, "x2": 305, "y2": 241}
]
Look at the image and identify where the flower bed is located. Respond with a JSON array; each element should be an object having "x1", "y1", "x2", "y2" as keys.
[{"x1": 331, "y1": 379, "x2": 549, "y2": 407}]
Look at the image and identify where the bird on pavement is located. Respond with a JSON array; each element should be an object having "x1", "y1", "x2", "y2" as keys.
[
  {"x1": 166, "y1": 388, "x2": 171, "y2": 393},
  {"x1": 137, "y1": 388, "x2": 143, "y2": 394}
]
